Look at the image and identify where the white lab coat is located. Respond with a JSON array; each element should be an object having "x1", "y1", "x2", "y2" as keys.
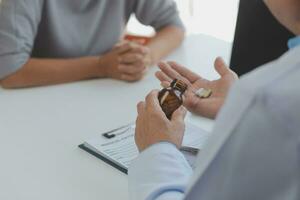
[{"x1": 129, "y1": 45, "x2": 300, "y2": 200}]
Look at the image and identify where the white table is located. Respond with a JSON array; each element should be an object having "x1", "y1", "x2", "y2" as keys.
[{"x1": 0, "y1": 34, "x2": 230, "y2": 200}]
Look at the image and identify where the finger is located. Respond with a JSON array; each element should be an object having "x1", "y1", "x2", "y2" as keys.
[
  {"x1": 121, "y1": 73, "x2": 144, "y2": 82},
  {"x1": 184, "y1": 94, "x2": 204, "y2": 114},
  {"x1": 183, "y1": 93, "x2": 215, "y2": 119},
  {"x1": 158, "y1": 62, "x2": 191, "y2": 87},
  {"x1": 214, "y1": 57, "x2": 231, "y2": 77},
  {"x1": 171, "y1": 106, "x2": 187, "y2": 123},
  {"x1": 122, "y1": 65, "x2": 148, "y2": 77},
  {"x1": 120, "y1": 53, "x2": 144, "y2": 64},
  {"x1": 137, "y1": 101, "x2": 145, "y2": 115},
  {"x1": 115, "y1": 42, "x2": 135, "y2": 54},
  {"x1": 158, "y1": 62, "x2": 180, "y2": 80},
  {"x1": 155, "y1": 71, "x2": 172, "y2": 88},
  {"x1": 129, "y1": 46, "x2": 149, "y2": 55},
  {"x1": 114, "y1": 40, "x2": 128, "y2": 48},
  {"x1": 161, "y1": 81, "x2": 170, "y2": 88},
  {"x1": 145, "y1": 90, "x2": 165, "y2": 114},
  {"x1": 155, "y1": 71, "x2": 172, "y2": 82},
  {"x1": 119, "y1": 64, "x2": 146, "y2": 74},
  {"x1": 145, "y1": 90, "x2": 160, "y2": 105},
  {"x1": 167, "y1": 61, "x2": 200, "y2": 83},
  {"x1": 117, "y1": 41, "x2": 147, "y2": 54}
]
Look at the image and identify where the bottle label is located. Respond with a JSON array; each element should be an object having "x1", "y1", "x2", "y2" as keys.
[{"x1": 159, "y1": 91, "x2": 170, "y2": 105}]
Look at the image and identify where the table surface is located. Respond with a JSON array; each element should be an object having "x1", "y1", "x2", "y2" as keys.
[{"x1": 0, "y1": 34, "x2": 231, "y2": 200}]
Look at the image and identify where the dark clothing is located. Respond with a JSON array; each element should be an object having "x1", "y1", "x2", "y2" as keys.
[{"x1": 230, "y1": 0, "x2": 294, "y2": 76}]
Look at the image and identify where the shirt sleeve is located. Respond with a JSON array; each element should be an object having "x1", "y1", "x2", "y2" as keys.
[
  {"x1": 133, "y1": 0, "x2": 185, "y2": 31},
  {"x1": 0, "y1": 0, "x2": 43, "y2": 80},
  {"x1": 184, "y1": 82, "x2": 300, "y2": 200},
  {"x1": 128, "y1": 142, "x2": 193, "y2": 200}
]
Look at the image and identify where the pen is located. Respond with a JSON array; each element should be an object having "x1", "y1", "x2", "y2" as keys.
[
  {"x1": 180, "y1": 146, "x2": 199, "y2": 155},
  {"x1": 102, "y1": 123, "x2": 134, "y2": 139}
]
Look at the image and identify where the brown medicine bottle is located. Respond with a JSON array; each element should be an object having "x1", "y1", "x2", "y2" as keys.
[{"x1": 158, "y1": 79, "x2": 188, "y2": 120}]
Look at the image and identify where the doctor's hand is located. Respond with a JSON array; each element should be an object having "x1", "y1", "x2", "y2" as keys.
[
  {"x1": 100, "y1": 41, "x2": 151, "y2": 82},
  {"x1": 155, "y1": 57, "x2": 238, "y2": 119},
  {"x1": 135, "y1": 90, "x2": 187, "y2": 152}
]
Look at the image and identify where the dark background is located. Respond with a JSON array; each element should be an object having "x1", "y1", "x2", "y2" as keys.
[{"x1": 230, "y1": 0, "x2": 294, "y2": 76}]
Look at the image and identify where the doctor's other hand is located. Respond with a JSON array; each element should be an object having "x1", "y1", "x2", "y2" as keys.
[
  {"x1": 100, "y1": 41, "x2": 151, "y2": 82},
  {"x1": 135, "y1": 90, "x2": 187, "y2": 152},
  {"x1": 155, "y1": 57, "x2": 238, "y2": 119}
]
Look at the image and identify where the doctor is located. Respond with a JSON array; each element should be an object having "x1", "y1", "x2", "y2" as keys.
[
  {"x1": 0, "y1": 0, "x2": 184, "y2": 88},
  {"x1": 129, "y1": 0, "x2": 300, "y2": 199}
]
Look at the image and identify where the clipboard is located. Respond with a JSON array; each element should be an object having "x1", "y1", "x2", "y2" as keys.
[
  {"x1": 79, "y1": 144, "x2": 128, "y2": 174},
  {"x1": 79, "y1": 122, "x2": 210, "y2": 175}
]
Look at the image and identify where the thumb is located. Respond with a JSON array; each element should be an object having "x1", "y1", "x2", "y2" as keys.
[
  {"x1": 214, "y1": 57, "x2": 230, "y2": 77},
  {"x1": 171, "y1": 106, "x2": 187, "y2": 123}
]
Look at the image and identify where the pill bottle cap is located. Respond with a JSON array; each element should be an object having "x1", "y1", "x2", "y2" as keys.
[{"x1": 170, "y1": 79, "x2": 188, "y2": 93}]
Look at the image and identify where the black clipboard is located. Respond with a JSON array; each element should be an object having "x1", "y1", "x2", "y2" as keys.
[
  {"x1": 78, "y1": 143, "x2": 199, "y2": 175},
  {"x1": 78, "y1": 144, "x2": 128, "y2": 174},
  {"x1": 78, "y1": 123, "x2": 201, "y2": 175}
]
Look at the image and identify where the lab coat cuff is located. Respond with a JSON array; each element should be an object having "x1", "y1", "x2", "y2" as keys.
[{"x1": 129, "y1": 141, "x2": 192, "y2": 175}]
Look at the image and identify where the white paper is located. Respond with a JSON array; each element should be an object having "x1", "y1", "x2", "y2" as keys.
[{"x1": 83, "y1": 122, "x2": 210, "y2": 170}]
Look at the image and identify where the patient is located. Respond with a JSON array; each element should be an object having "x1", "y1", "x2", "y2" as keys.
[{"x1": 0, "y1": 0, "x2": 184, "y2": 88}]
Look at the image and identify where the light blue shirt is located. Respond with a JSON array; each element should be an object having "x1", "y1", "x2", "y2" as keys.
[
  {"x1": 288, "y1": 36, "x2": 300, "y2": 49},
  {"x1": 128, "y1": 38, "x2": 300, "y2": 200}
]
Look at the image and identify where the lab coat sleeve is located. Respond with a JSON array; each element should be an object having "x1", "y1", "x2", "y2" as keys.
[{"x1": 128, "y1": 142, "x2": 193, "y2": 200}]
